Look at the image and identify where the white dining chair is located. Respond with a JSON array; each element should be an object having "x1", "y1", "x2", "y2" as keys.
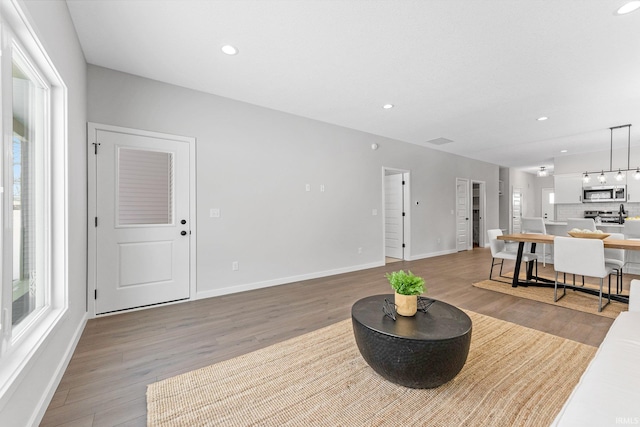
[
  {"x1": 565, "y1": 218, "x2": 597, "y2": 287},
  {"x1": 619, "y1": 221, "x2": 640, "y2": 293},
  {"x1": 554, "y1": 236, "x2": 613, "y2": 312},
  {"x1": 566, "y1": 218, "x2": 596, "y2": 232},
  {"x1": 521, "y1": 217, "x2": 548, "y2": 266},
  {"x1": 604, "y1": 233, "x2": 625, "y2": 294},
  {"x1": 487, "y1": 229, "x2": 537, "y2": 282}
]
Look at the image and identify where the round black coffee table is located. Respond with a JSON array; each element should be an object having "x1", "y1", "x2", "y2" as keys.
[{"x1": 351, "y1": 294, "x2": 472, "y2": 389}]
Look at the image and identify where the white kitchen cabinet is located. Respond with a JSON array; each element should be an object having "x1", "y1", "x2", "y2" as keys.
[
  {"x1": 627, "y1": 175, "x2": 640, "y2": 202},
  {"x1": 554, "y1": 173, "x2": 583, "y2": 204}
]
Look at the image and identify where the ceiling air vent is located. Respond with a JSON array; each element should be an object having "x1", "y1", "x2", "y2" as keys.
[{"x1": 426, "y1": 137, "x2": 454, "y2": 145}]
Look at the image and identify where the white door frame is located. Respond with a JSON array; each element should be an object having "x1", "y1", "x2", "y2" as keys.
[
  {"x1": 87, "y1": 122, "x2": 197, "y2": 317},
  {"x1": 471, "y1": 180, "x2": 487, "y2": 248},
  {"x1": 382, "y1": 167, "x2": 411, "y2": 261}
]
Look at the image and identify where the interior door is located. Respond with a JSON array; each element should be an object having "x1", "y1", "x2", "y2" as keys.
[
  {"x1": 512, "y1": 188, "x2": 522, "y2": 233},
  {"x1": 384, "y1": 173, "x2": 404, "y2": 259},
  {"x1": 94, "y1": 129, "x2": 190, "y2": 314},
  {"x1": 456, "y1": 178, "x2": 470, "y2": 251}
]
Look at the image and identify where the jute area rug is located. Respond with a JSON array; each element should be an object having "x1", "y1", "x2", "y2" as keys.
[
  {"x1": 474, "y1": 266, "x2": 629, "y2": 319},
  {"x1": 147, "y1": 310, "x2": 596, "y2": 426}
]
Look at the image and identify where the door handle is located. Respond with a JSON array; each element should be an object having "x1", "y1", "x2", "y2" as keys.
[
  {"x1": 181, "y1": 219, "x2": 187, "y2": 225},
  {"x1": 181, "y1": 231, "x2": 187, "y2": 236}
]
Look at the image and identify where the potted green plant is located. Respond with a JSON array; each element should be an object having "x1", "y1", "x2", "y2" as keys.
[{"x1": 385, "y1": 270, "x2": 426, "y2": 316}]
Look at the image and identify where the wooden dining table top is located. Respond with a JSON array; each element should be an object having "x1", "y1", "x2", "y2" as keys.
[{"x1": 498, "y1": 233, "x2": 640, "y2": 250}]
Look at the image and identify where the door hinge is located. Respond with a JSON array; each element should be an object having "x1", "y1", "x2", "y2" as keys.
[
  {"x1": 402, "y1": 212, "x2": 406, "y2": 216},
  {"x1": 93, "y1": 142, "x2": 101, "y2": 154},
  {"x1": 402, "y1": 180, "x2": 405, "y2": 185},
  {"x1": 95, "y1": 217, "x2": 98, "y2": 227},
  {"x1": 402, "y1": 243, "x2": 406, "y2": 248},
  {"x1": 94, "y1": 289, "x2": 97, "y2": 300}
]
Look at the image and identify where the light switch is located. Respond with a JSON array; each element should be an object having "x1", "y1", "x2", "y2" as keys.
[{"x1": 210, "y1": 208, "x2": 220, "y2": 218}]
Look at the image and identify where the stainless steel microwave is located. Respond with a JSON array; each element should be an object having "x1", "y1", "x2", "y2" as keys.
[{"x1": 582, "y1": 185, "x2": 626, "y2": 203}]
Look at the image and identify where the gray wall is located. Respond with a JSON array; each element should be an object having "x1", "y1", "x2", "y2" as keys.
[
  {"x1": 88, "y1": 65, "x2": 500, "y2": 297},
  {"x1": 2, "y1": 1, "x2": 87, "y2": 425}
]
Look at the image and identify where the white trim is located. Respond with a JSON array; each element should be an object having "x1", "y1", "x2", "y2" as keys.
[
  {"x1": 0, "y1": 0, "x2": 70, "y2": 417},
  {"x1": 87, "y1": 122, "x2": 197, "y2": 318},
  {"x1": 407, "y1": 249, "x2": 458, "y2": 261},
  {"x1": 29, "y1": 313, "x2": 87, "y2": 426},
  {"x1": 196, "y1": 261, "x2": 384, "y2": 300}
]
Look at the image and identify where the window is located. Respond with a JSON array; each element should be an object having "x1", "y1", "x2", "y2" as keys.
[
  {"x1": 118, "y1": 148, "x2": 174, "y2": 226},
  {"x1": 10, "y1": 50, "x2": 47, "y2": 330},
  {"x1": 0, "y1": 0, "x2": 67, "y2": 382}
]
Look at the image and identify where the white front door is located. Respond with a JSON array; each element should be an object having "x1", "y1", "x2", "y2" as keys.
[
  {"x1": 541, "y1": 188, "x2": 555, "y2": 221},
  {"x1": 93, "y1": 127, "x2": 191, "y2": 314},
  {"x1": 456, "y1": 178, "x2": 470, "y2": 251},
  {"x1": 385, "y1": 174, "x2": 404, "y2": 259}
]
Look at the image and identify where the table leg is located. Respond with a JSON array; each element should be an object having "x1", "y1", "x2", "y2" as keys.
[
  {"x1": 526, "y1": 242, "x2": 537, "y2": 281},
  {"x1": 512, "y1": 242, "x2": 525, "y2": 288}
]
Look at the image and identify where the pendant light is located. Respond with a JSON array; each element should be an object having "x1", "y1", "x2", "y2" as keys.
[
  {"x1": 578, "y1": 125, "x2": 635, "y2": 183},
  {"x1": 598, "y1": 170, "x2": 606, "y2": 184},
  {"x1": 537, "y1": 166, "x2": 548, "y2": 177}
]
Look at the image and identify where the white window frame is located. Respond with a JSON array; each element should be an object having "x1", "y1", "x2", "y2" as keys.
[{"x1": 0, "y1": 0, "x2": 68, "y2": 407}]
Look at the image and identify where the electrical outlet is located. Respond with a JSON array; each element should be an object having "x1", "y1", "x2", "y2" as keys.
[
  {"x1": 320, "y1": 184, "x2": 325, "y2": 192},
  {"x1": 358, "y1": 247, "x2": 362, "y2": 254},
  {"x1": 305, "y1": 184, "x2": 311, "y2": 192},
  {"x1": 210, "y1": 208, "x2": 220, "y2": 218},
  {"x1": 232, "y1": 261, "x2": 239, "y2": 271},
  {"x1": 372, "y1": 209, "x2": 378, "y2": 216}
]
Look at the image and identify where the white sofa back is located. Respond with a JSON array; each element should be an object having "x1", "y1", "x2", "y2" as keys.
[{"x1": 552, "y1": 280, "x2": 640, "y2": 426}]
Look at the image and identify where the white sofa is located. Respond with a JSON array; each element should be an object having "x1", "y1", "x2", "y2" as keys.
[{"x1": 551, "y1": 280, "x2": 640, "y2": 426}]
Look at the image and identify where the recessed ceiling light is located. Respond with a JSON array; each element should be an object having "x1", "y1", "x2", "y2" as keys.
[
  {"x1": 383, "y1": 104, "x2": 394, "y2": 109},
  {"x1": 537, "y1": 116, "x2": 548, "y2": 121},
  {"x1": 560, "y1": 149, "x2": 568, "y2": 153},
  {"x1": 221, "y1": 45, "x2": 239, "y2": 55},
  {"x1": 617, "y1": 1, "x2": 640, "y2": 14}
]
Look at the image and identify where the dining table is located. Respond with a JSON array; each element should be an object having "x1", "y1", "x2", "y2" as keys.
[{"x1": 497, "y1": 233, "x2": 640, "y2": 303}]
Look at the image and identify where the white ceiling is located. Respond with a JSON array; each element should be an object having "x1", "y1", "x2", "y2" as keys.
[{"x1": 65, "y1": 0, "x2": 640, "y2": 174}]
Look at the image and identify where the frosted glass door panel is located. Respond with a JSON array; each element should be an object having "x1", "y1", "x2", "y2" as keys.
[{"x1": 118, "y1": 148, "x2": 173, "y2": 226}]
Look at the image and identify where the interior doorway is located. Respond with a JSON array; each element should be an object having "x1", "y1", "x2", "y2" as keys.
[
  {"x1": 471, "y1": 181, "x2": 486, "y2": 248},
  {"x1": 383, "y1": 168, "x2": 410, "y2": 263}
]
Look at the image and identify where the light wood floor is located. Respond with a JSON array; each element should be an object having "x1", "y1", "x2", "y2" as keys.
[{"x1": 41, "y1": 248, "x2": 622, "y2": 426}]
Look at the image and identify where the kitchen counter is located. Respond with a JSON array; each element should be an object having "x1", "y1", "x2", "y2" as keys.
[{"x1": 544, "y1": 221, "x2": 624, "y2": 228}]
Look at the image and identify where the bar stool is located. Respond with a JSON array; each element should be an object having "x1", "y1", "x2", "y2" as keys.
[
  {"x1": 604, "y1": 233, "x2": 625, "y2": 294},
  {"x1": 567, "y1": 218, "x2": 596, "y2": 232},
  {"x1": 521, "y1": 217, "x2": 548, "y2": 266}
]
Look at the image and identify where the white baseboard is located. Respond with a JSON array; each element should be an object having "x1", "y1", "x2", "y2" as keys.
[
  {"x1": 407, "y1": 249, "x2": 458, "y2": 261},
  {"x1": 196, "y1": 261, "x2": 385, "y2": 300},
  {"x1": 30, "y1": 313, "x2": 88, "y2": 427}
]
